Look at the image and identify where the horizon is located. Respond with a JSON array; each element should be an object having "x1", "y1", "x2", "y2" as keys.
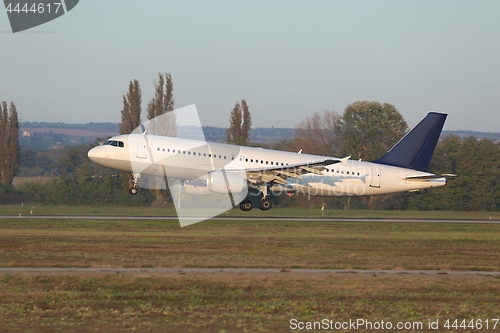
[
  {"x1": 18, "y1": 120, "x2": 500, "y2": 135},
  {"x1": 2, "y1": 1, "x2": 499, "y2": 133}
]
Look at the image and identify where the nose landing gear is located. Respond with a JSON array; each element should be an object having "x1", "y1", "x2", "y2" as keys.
[{"x1": 129, "y1": 173, "x2": 141, "y2": 195}]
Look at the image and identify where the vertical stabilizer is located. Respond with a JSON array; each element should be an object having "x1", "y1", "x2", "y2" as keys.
[{"x1": 372, "y1": 112, "x2": 447, "y2": 172}]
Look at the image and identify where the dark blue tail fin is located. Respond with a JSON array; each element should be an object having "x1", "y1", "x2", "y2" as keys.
[{"x1": 372, "y1": 112, "x2": 447, "y2": 172}]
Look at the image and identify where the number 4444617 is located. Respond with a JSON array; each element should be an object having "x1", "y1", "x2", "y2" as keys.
[
  {"x1": 444, "y1": 319, "x2": 499, "y2": 330},
  {"x1": 5, "y1": 2, "x2": 62, "y2": 14}
]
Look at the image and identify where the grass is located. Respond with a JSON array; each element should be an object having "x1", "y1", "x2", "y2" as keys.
[
  {"x1": 1, "y1": 219, "x2": 500, "y2": 271},
  {"x1": 1, "y1": 204, "x2": 500, "y2": 220},
  {"x1": 1, "y1": 216, "x2": 500, "y2": 332},
  {"x1": 1, "y1": 273, "x2": 499, "y2": 332}
]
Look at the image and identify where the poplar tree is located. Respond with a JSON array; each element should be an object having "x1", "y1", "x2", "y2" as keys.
[
  {"x1": 0, "y1": 101, "x2": 20, "y2": 185},
  {"x1": 147, "y1": 73, "x2": 175, "y2": 136},
  {"x1": 146, "y1": 73, "x2": 175, "y2": 204},
  {"x1": 119, "y1": 80, "x2": 142, "y2": 134},
  {"x1": 226, "y1": 99, "x2": 252, "y2": 145}
]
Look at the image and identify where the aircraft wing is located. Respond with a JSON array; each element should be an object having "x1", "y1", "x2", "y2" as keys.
[{"x1": 233, "y1": 158, "x2": 344, "y2": 186}]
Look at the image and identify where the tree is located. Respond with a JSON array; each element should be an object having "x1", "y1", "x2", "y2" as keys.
[
  {"x1": 118, "y1": 80, "x2": 142, "y2": 191},
  {"x1": 147, "y1": 73, "x2": 175, "y2": 136},
  {"x1": 408, "y1": 135, "x2": 500, "y2": 211},
  {"x1": 293, "y1": 110, "x2": 339, "y2": 157},
  {"x1": 146, "y1": 73, "x2": 175, "y2": 204},
  {"x1": 226, "y1": 100, "x2": 252, "y2": 145},
  {"x1": 334, "y1": 101, "x2": 408, "y2": 209},
  {"x1": 119, "y1": 80, "x2": 142, "y2": 135},
  {"x1": 0, "y1": 101, "x2": 20, "y2": 185},
  {"x1": 334, "y1": 101, "x2": 408, "y2": 161}
]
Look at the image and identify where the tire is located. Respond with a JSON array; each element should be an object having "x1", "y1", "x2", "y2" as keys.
[
  {"x1": 129, "y1": 187, "x2": 138, "y2": 195},
  {"x1": 258, "y1": 198, "x2": 272, "y2": 210},
  {"x1": 239, "y1": 200, "x2": 253, "y2": 211}
]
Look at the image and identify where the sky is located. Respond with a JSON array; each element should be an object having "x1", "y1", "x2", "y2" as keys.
[{"x1": 1, "y1": 0, "x2": 499, "y2": 132}]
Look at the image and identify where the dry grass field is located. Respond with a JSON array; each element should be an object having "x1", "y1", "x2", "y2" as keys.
[{"x1": 0, "y1": 208, "x2": 499, "y2": 332}]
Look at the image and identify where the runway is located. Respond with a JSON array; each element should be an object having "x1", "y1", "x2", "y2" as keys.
[
  {"x1": 0, "y1": 214, "x2": 499, "y2": 224},
  {"x1": 1, "y1": 267, "x2": 499, "y2": 277}
]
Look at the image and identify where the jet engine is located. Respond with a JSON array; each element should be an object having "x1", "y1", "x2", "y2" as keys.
[
  {"x1": 207, "y1": 170, "x2": 248, "y2": 194},
  {"x1": 181, "y1": 183, "x2": 211, "y2": 196}
]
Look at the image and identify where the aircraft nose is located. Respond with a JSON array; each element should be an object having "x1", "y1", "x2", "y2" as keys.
[{"x1": 87, "y1": 146, "x2": 101, "y2": 163}]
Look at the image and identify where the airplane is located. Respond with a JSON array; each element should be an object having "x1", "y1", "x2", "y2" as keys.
[{"x1": 87, "y1": 112, "x2": 451, "y2": 212}]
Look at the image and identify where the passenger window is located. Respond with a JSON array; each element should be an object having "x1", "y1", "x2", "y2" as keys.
[
  {"x1": 157, "y1": 148, "x2": 160, "y2": 151},
  {"x1": 162, "y1": 148, "x2": 165, "y2": 152}
]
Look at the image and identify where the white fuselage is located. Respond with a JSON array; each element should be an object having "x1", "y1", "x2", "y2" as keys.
[{"x1": 88, "y1": 134, "x2": 446, "y2": 197}]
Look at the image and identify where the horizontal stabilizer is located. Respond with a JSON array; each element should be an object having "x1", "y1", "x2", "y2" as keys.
[{"x1": 405, "y1": 174, "x2": 455, "y2": 182}]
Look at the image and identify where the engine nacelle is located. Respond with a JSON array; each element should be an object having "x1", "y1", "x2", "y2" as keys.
[
  {"x1": 181, "y1": 183, "x2": 211, "y2": 196},
  {"x1": 207, "y1": 171, "x2": 248, "y2": 194}
]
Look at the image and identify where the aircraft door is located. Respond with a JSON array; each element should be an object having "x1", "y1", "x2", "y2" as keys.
[
  {"x1": 370, "y1": 165, "x2": 381, "y2": 188},
  {"x1": 136, "y1": 135, "x2": 148, "y2": 159}
]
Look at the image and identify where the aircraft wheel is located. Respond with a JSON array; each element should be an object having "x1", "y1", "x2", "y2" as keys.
[
  {"x1": 129, "y1": 187, "x2": 138, "y2": 195},
  {"x1": 258, "y1": 198, "x2": 272, "y2": 211},
  {"x1": 239, "y1": 200, "x2": 253, "y2": 211}
]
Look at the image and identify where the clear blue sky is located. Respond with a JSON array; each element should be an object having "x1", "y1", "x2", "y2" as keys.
[{"x1": 1, "y1": 0, "x2": 499, "y2": 132}]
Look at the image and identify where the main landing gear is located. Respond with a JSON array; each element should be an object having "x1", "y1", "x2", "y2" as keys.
[
  {"x1": 239, "y1": 185, "x2": 272, "y2": 211},
  {"x1": 129, "y1": 173, "x2": 141, "y2": 195}
]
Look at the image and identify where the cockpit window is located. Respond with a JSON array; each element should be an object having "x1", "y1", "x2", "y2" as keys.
[{"x1": 103, "y1": 140, "x2": 124, "y2": 148}]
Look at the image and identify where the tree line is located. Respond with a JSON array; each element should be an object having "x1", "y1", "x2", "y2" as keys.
[{"x1": 2, "y1": 90, "x2": 498, "y2": 211}]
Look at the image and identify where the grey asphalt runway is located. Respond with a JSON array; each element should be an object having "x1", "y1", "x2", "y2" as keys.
[
  {"x1": 0, "y1": 215, "x2": 499, "y2": 223},
  {"x1": 1, "y1": 267, "x2": 499, "y2": 277}
]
